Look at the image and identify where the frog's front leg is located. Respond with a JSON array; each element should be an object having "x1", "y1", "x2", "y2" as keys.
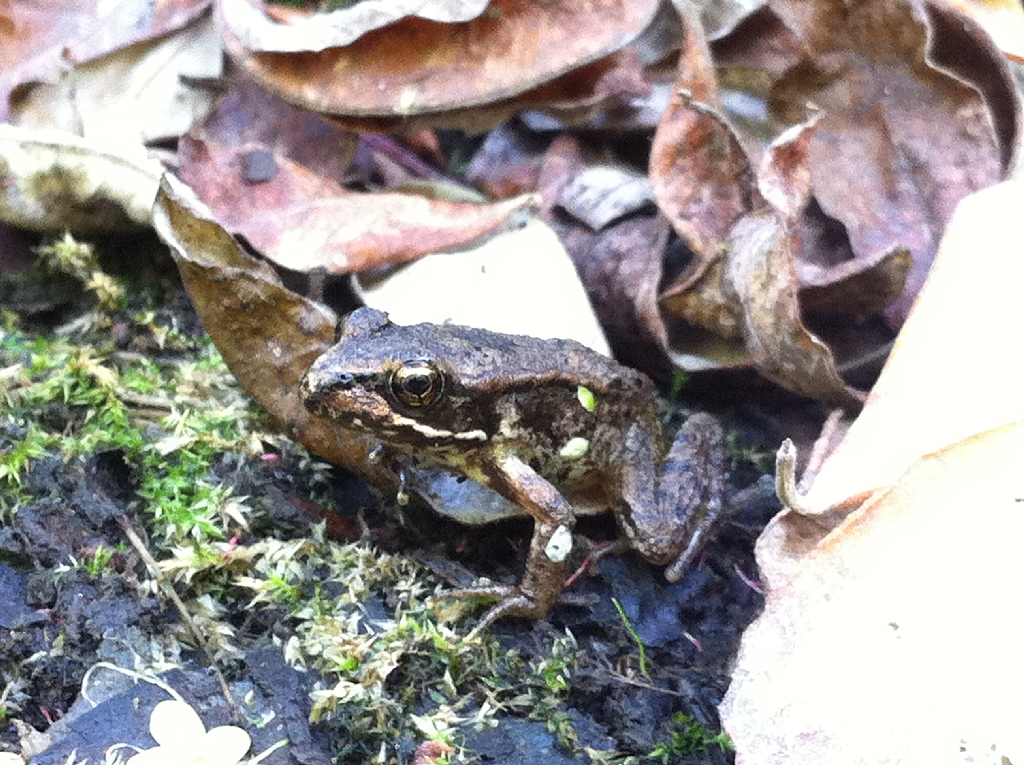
[
  {"x1": 445, "y1": 452, "x2": 575, "y2": 634},
  {"x1": 615, "y1": 413, "x2": 727, "y2": 581}
]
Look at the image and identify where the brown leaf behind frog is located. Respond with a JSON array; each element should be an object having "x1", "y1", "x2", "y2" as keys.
[
  {"x1": 151, "y1": 173, "x2": 390, "y2": 486},
  {"x1": 178, "y1": 132, "x2": 537, "y2": 274}
]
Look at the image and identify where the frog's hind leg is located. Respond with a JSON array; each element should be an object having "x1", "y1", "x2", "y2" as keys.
[{"x1": 616, "y1": 413, "x2": 727, "y2": 582}]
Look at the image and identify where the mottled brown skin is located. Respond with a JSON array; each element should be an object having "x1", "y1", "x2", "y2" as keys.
[{"x1": 301, "y1": 308, "x2": 726, "y2": 632}]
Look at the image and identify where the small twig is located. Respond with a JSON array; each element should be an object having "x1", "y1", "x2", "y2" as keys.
[
  {"x1": 775, "y1": 439, "x2": 815, "y2": 514},
  {"x1": 118, "y1": 518, "x2": 239, "y2": 721},
  {"x1": 607, "y1": 671, "x2": 684, "y2": 697}
]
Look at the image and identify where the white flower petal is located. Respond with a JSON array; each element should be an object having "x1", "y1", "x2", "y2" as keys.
[
  {"x1": 202, "y1": 725, "x2": 252, "y2": 765},
  {"x1": 149, "y1": 699, "x2": 207, "y2": 747}
]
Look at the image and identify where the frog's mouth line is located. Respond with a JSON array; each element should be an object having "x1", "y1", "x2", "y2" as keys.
[{"x1": 316, "y1": 391, "x2": 489, "y2": 446}]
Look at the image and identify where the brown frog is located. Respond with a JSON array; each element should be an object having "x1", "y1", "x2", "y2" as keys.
[{"x1": 300, "y1": 308, "x2": 726, "y2": 631}]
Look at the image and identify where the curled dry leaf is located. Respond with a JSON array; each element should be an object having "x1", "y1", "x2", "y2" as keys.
[
  {"x1": 0, "y1": 125, "x2": 162, "y2": 231},
  {"x1": 724, "y1": 211, "x2": 859, "y2": 405},
  {"x1": 221, "y1": 0, "x2": 659, "y2": 116},
  {"x1": 648, "y1": 18, "x2": 858, "y2": 397},
  {"x1": 151, "y1": 173, "x2": 388, "y2": 480},
  {"x1": 763, "y1": 0, "x2": 1010, "y2": 325},
  {"x1": 0, "y1": 0, "x2": 211, "y2": 119},
  {"x1": 651, "y1": 11, "x2": 756, "y2": 301},
  {"x1": 221, "y1": 0, "x2": 489, "y2": 53},
  {"x1": 721, "y1": 180, "x2": 1024, "y2": 765},
  {"x1": 178, "y1": 134, "x2": 537, "y2": 273}
]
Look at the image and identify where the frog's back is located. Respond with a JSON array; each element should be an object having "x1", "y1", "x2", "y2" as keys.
[{"x1": 399, "y1": 320, "x2": 654, "y2": 400}]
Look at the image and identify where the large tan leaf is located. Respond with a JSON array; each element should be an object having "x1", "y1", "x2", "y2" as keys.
[{"x1": 721, "y1": 179, "x2": 1024, "y2": 764}]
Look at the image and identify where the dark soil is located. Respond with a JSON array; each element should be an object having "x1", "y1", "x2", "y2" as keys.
[{"x1": 0, "y1": 243, "x2": 786, "y2": 765}]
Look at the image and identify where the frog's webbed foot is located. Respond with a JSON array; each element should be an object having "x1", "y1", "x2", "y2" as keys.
[
  {"x1": 446, "y1": 584, "x2": 558, "y2": 638},
  {"x1": 445, "y1": 518, "x2": 571, "y2": 636}
]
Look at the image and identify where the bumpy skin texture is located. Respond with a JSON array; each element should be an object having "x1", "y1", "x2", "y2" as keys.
[{"x1": 301, "y1": 308, "x2": 726, "y2": 631}]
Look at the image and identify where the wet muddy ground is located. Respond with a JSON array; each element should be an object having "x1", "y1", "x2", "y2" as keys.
[{"x1": 0, "y1": 254, "x2": 781, "y2": 765}]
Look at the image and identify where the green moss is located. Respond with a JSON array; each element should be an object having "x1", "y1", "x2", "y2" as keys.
[
  {"x1": 0, "y1": 315, "x2": 250, "y2": 545},
  {"x1": 647, "y1": 712, "x2": 733, "y2": 762}
]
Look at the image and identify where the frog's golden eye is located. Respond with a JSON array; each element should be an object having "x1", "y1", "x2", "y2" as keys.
[{"x1": 389, "y1": 360, "x2": 444, "y2": 408}]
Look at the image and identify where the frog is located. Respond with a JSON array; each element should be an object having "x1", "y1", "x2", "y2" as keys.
[{"x1": 300, "y1": 307, "x2": 727, "y2": 632}]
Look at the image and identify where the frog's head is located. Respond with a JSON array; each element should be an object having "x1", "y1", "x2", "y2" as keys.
[{"x1": 301, "y1": 308, "x2": 492, "y2": 450}]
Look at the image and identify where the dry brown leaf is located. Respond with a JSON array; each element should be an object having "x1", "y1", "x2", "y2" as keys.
[
  {"x1": 721, "y1": 179, "x2": 1024, "y2": 764},
  {"x1": 178, "y1": 134, "x2": 536, "y2": 273},
  {"x1": 151, "y1": 172, "x2": 386, "y2": 478},
  {"x1": 766, "y1": 0, "x2": 1007, "y2": 325},
  {"x1": 0, "y1": 0, "x2": 210, "y2": 120},
  {"x1": 651, "y1": 9, "x2": 756, "y2": 299},
  {"x1": 221, "y1": 0, "x2": 659, "y2": 116},
  {"x1": 724, "y1": 211, "x2": 858, "y2": 404},
  {"x1": 10, "y1": 12, "x2": 221, "y2": 156},
  {"x1": 762, "y1": 117, "x2": 911, "y2": 324}
]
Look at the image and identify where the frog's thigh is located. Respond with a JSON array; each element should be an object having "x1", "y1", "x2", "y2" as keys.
[
  {"x1": 615, "y1": 414, "x2": 726, "y2": 570},
  {"x1": 614, "y1": 423, "x2": 659, "y2": 524},
  {"x1": 658, "y1": 413, "x2": 726, "y2": 514}
]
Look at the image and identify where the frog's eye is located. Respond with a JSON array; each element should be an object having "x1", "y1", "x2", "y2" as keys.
[{"x1": 389, "y1": 360, "x2": 444, "y2": 408}]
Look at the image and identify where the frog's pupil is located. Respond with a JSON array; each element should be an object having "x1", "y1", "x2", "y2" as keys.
[{"x1": 405, "y1": 371, "x2": 432, "y2": 395}]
